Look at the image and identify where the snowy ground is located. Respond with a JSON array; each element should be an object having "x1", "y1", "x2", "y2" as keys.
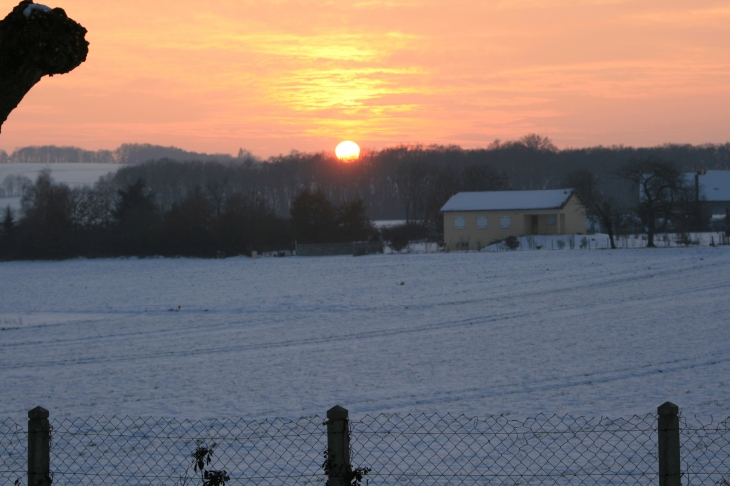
[
  {"x1": 1, "y1": 248, "x2": 729, "y2": 422},
  {"x1": 481, "y1": 232, "x2": 729, "y2": 251}
]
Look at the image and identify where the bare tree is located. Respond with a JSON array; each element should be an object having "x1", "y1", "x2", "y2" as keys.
[
  {"x1": 564, "y1": 169, "x2": 623, "y2": 249},
  {"x1": 0, "y1": 1, "x2": 88, "y2": 131},
  {"x1": 396, "y1": 157, "x2": 432, "y2": 224},
  {"x1": 617, "y1": 158, "x2": 688, "y2": 247}
]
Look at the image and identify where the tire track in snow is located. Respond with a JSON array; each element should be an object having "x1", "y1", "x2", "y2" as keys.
[
  {"x1": 352, "y1": 354, "x2": 730, "y2": 415},
  {"x1": 4, "y1": 263, "x2": 728, "y2": 371},
  {"x1": 3, "y1": 256, "x2": 726, "y2": 355}
]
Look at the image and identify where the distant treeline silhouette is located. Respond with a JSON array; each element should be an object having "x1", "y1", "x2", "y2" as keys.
[
  {"x1": 0, "y1": 171, "x2": 381, "y2": 260},
  {"x1": 2, "y1": 134, "x2": 730, "y2": 229},
  {"x1": 0, "y1": 143, "x2": 254, "y2": 165},
  {"x1": 106, "y1": 136, "x2": 730, "y2": 220}
]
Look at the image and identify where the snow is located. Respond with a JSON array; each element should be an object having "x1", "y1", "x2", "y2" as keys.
[
  {"x1": 441, "y1": 189, "x2": 574, "y2": 212},
  {"x1": 1, "y1": 248, "x2": 730, "y2": 421},
  {"x1": 480, "y1": 232, "x2": 728, "y2": 251},
  {"x1": 642, "y1": 171, "x2": 730, "y2": 204},
  {"x1": 696, "y1": 170, "x2": 730, "y2": 202},
  {"x1": 372, "y1": 220, "x2": 407, "y2": 228},
  {"x1": 22, "y1": 4, "x2": 52, "y2": 17}
]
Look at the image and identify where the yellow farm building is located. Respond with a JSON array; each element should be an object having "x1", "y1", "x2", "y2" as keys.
[{"x1": 441, "y1": 189, "x2": 587, "y2": 251}]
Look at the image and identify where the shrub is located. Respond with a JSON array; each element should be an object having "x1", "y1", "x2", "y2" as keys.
[{"x1": 504, "y1": 236, "x2": 520, "y2": 250}]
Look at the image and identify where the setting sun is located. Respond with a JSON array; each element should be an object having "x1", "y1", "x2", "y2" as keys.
[{"x1": 335, "y1": 141, "x2": 360, "y2": 162}]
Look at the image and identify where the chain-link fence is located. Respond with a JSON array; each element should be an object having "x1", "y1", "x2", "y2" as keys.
[
  {"x1": 50, "y1": 416, "x2": 326, "y2": 486},
  {"x1": 0, "y1": 418, "x2": 26, "y2": 486},
  {"x1": 681, "y1": 415, "x2": 730, "y2": 486},
  {"x1": 2, "y1": 409, "x2": 729, "y2": 486},
  {"x1": 350, "y1": 413, "x2": 658, "y2": 486}
]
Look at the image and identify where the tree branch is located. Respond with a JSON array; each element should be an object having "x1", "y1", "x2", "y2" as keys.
[{"x1": 0, "y1": 1, "x2": 88, "y2": 132}]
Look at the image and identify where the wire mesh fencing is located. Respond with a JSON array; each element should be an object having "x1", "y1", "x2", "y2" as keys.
[
  {"x1": 350, "y1": 413, "x2": 658, "y2": 486},
  {"x1": 681, "y1": 415, "x2": 730, "y2": 486},
  {"x1": 2, "y1": 409, "x2": 729, "y2": 486},
  {"x1": 0, "y1": 418, "x2": 26, "y2": 486},
  {"x1": 50, "y1": 416, "x2": 326, "y2": 486}
]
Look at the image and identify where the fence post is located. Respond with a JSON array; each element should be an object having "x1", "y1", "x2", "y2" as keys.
[
  {"x1": 658, "y1": 402, "x2": 681, "y2": 486},
  {"x1": 28, "y1": 406, "x2": 51, "y2": 486},
  {"x1": 326, "y1": 405, "x2": 351, "y2": 486}
]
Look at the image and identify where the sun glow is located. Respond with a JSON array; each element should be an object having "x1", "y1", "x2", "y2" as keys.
[{"x1": 335, "y1": 141, "x2": 361, "y2": 162}]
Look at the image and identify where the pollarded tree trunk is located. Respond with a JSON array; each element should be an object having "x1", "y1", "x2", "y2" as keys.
[{"x1": 0, "y1": 1, "x2": 88, "y2": 132}]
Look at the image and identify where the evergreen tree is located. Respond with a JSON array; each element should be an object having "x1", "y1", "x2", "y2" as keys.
[
  {"x1": 290, "y1": 189, "x2": 337, "y2": 243},
  {"x1": 337, "y1": 198, "x2": 375, "y2": 242},
  {"x1": 112, "y1": 179, "x2": 160, "y2": 255},
  {"x1": 18, "y1": 170, "x2": 74, "y2": 258}
]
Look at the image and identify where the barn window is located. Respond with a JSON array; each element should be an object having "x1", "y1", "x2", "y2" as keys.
[
  {"x1": 454, "y1": 216, "x2": 465, "y2": 229},
  {"x1": 546, "y1": 214, "x2": 557, "y2": 225},
  {"x1": 477, "y1": 216, "x2": 488, "y2": 229},
  {"x1": 500, "y1": 216, "x2": 511, "y2": 228}
]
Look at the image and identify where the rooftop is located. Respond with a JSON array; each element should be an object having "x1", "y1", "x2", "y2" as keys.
[
  {"x1": 441, "y1": 189, "x2": 575, "y2": 212},
  {"x1": 686, "y1": 170, "x2": 730, "y2": 202}
]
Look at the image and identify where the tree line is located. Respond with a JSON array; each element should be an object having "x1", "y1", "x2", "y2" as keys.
[
  {"x1": 3, "y1": 137, "x2": 730, "y2": 220},
  {"x1": 1, "y1": 136, "x2": 729, "y2": 259},
  {"x1": 0, "y1": 170, "x2": 377, "y2": 260},
  {"x1": 566, "y1": 158, "x2": 722, "y2": 249},
  {"x1": 0, "y1": 143, "x2": 250, "y2": 164},
  {"x1": 106, "y1": 136, "x2": 730, "y2": 220}
]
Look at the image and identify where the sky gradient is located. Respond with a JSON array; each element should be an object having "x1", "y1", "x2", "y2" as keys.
[{"x1": 1, "y1": 0, "x2": 729, "y2": 157}]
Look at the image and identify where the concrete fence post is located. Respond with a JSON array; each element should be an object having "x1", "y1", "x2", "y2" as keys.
[
  {"x1": 326, "y1": 405, "x2": 351, "y2": 486},
  {"x1": 658, "y1": 402, "x2": 681, "y2": 486},
  {"x1": 28, "y1": 406, "x2": 51, "y2": 486}
]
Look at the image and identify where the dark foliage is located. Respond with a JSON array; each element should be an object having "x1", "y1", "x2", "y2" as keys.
[
  {"x1": 16, "y1": 170, "x2": 75, "y2": 258},
  {"x1": 504, "y1": 236, "x2": 520, "y2": 250},
  {"x1": 112, "y1": 179, "x2": 161, "y2": 256},
  {"x1": 564, "y1": 169, "x2": 624, "y2": 249},
  {"x1": 4, "y1": 138, "x2": 728, "y2": 260},
  {"x1": 104, "y1": 139, "x2": 730, "y2": 226},
  {"x1": 0, "y1": 172, "x2": 293, "y2": 260},
  {"x1": 617, "y1": 158, "x2": 704, "y2": 247},
  {"x1": 289, "y1": 189, "x2": 375, "y2": 244},
  {"x1": 0, "y1": 205, "x2": 15, "y2": 257},
  {"x1": 289, "y1": 188, "x2": 337, "y2": 244},
  {"x1": 381, "y1": 223, "x2": 430, "y2": 252},
  {"x1": 191, "y1": 441, "x2": 230, "y2": 486}
]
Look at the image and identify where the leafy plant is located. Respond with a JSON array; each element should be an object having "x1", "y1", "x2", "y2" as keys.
[
  {"x1": 190, "y1": 441, "x2": 230, "y2": 486},
  {"x1": 322, "y1": 449, "x2": 371, "y2": 486}
]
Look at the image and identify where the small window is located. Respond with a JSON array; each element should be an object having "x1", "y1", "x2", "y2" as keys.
[
  {"x1": 454, "y1": 216, "x2": 465, "y2": 229},
  {"x1": 477, "y1": 216, "x2": 488, "y2": 229},
  {"x1": 546, "y1": 214, "x2": 557, "y2": 225},
  {"x1": 500, "y1": 216, "x2": 511, "y2": 228}
]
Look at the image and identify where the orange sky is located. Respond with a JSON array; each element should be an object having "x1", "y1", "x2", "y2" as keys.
[{"x1": 1, "y1": 0, "x2": 729, "y2": 157}]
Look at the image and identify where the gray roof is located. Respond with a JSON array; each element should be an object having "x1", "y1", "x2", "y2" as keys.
[
  {"x1": 440, "y1": 189, "x2": 575, "y2": 212},
  {"x1": 686, "y1": 170, "x2": 730, "y2": 202}
]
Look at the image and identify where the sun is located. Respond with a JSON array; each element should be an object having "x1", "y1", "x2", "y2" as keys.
[{"x1": 335, "y1": 141, "x2": 360, "y2": 162}]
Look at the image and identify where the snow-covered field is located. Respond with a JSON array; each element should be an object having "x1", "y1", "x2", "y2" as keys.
[{"x1": 1, "y1": 248, "x2": 729, "y2": 422}]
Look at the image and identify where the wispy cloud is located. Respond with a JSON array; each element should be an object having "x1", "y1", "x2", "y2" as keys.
[{"x1": 2, "y1": 0, "x2": 729, "y2": 154}]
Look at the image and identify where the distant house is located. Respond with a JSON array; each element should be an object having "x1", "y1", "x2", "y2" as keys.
[
  {"x1": 686, "y1": 170, "x2": 730, "y2": 216},
  {"x1": 440, "y1": 189, "x2": 587, "y2": 251}
]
